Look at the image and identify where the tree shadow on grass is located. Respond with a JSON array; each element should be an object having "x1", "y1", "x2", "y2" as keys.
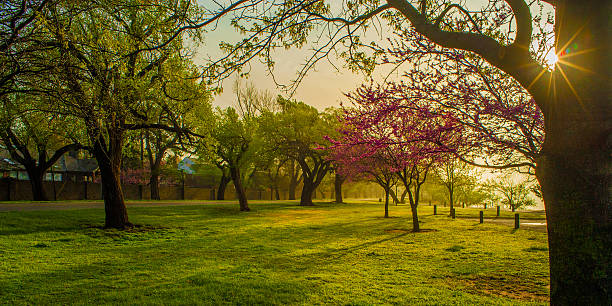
[
  {"x1": 314, "y1": 232, "x2": 410, "y2": 260},
  {"x1": 0, "y1": 260, "x2": 312, "y2": 305}
]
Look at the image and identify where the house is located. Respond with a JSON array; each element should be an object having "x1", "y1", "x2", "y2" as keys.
[{"x1": 0, "y1": 148, "x2": 97, "y2": 182}]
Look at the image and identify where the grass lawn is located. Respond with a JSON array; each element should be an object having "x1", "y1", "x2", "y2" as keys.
[{"x1": 0, "y1": 201, "x2": 549, "y2": 305}]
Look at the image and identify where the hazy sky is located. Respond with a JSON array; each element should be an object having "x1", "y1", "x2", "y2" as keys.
[
  {"x1": 195, "y1": 22, "x2": 373, "y2": 111},
  {"x1": 195, "y1": 1, "x2": 554, "y2": 111}
]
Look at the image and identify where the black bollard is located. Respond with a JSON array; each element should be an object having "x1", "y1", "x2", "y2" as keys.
[
  {"x1": 479, "y1": 211, "x2": 484, "y2": 224},
  {"x1": 496, "y1": 205, "x2": 500, "y2": 217},
  {"x1": 434, "y1": 205, "x2": 437, "y2": 215},
  {"x1": 515, "y1": 213, "x2": 520, "y2": 229}
]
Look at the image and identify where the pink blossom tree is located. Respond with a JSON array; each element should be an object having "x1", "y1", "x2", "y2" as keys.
[
  {"x1": 330, "y1": 82, "x2": 465, "y2": 232},
  {"x1": 381, "y1": 30, "x2": 544, "y2": 174},
  {"x1": 331, "y1": 144, "x2": 397, "y2": 218}
]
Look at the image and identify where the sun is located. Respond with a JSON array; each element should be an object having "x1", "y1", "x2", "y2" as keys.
[{"x1": 545, "y1": 51, "x2": 559, "y2": 68}]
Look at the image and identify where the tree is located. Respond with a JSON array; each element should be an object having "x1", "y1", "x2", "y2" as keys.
[
  {"x1": 332, "y1": 145, "x2": 397, "y2": 217},
  {"x1": 434, "y1": 156, "x2": 472, "y2": 213},
  {"x1": 0, "y1": 0, "x2": 53, "y2": 97},
  {"x1": 211, "y1": 107, "x2": 259, "y2": 211},
  {"x1": 0, "y1": 96, "x2": 81, "y2": 200},
  {"x1": 488, "y1": 175, "x2": 536, "y2": 212},
  {"x1": 31, "y1": 1, "x2": 210, "y2": 228},
  {"x1": 332, "y1": 82, "x2": 463, "y2": 231},
  {"x1": 208, "y1": 2, "x2": 609, "y2": 301},
  {"x1": 260, "y1": 98, "x2": 336, "y2": 206},
  {"x1": 142, "y1": 59, "x2": 213, "y2": 200}
]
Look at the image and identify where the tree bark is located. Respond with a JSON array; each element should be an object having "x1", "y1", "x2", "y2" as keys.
[
  {"x1": 400, "y1": 189, "x2": 408, "y2": 204},
  {"x1": 447, "y1": 185, "x2": 454, "y2": 215},
  {"x1": 229, "y1": 166, "x2": 249, "y2": 211},
  {"x1": 389, "y1": 189, "x2": 400, "y2": 204},
  {"x1": 410, "y1": 203, "x2": 420, "y2": 232},
  {"x1": 384, "y1": 187, "x2": 390, "y2": 218},
  {"x1": 274, "y1": 187, "x2": 280, "y2": 200},
  {"x1": 300, "y1": 179, "x2": 315, "y2": 206},
  {"x1": 94, "y1": 148, "x2": 130, "y2": 229},
  {"x1": 90, "y1": 125, "x2": 131, "y2": 229},
  {"x1": 217, "y1": 170, "x2": 230, "y2": 200},
  {"x1": 334, "y1": 173, "x2": 344, "y2": 203},
  {"x1": 25, "y1": 167, "x2": 47, "y2": 201},
  {"x1": 149, "y1": 171, "x2": 160, "y2": 200}
]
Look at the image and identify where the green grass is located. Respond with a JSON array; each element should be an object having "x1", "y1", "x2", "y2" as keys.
[
  {"x1": 0, "y1": 201, "x2": 549, "y2": 305},
  {"x1": 424, "y1": 204, "x2": 547, "y2": 220}
]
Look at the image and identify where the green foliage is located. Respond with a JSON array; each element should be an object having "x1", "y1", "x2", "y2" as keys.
[
  {"x1": 212, "y1": 107, "x2": 258, "y2": 168},
  {"x1": 260, "y1": 97, "x2": 337, "y2": 167},
  {"x1": 487, "y1": 175, "x2": 537, "y2": 210},
  {"x1": 0, "y1": 202, "x2": 549, "y2": 304}
]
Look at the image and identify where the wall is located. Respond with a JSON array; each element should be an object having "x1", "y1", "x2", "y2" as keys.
[{"x1": 0, "y1": 178, "x2": 384, "y2": 202}]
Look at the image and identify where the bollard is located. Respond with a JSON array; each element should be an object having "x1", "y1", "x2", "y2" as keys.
[
  {"x1": 479, "y1": 211, "x2": 484, "y2": 224},
  {"x1": 496, "y1": 205, "x2": 500, "y2": 217},
  {"x1": 515, "y1": 213, "x2": 520, "y2": 229},
  {"x1": 451, "y1": 208, "x2": 456, "y2": 219},
  {"x1": 434, "y1": 205, "x2": 437, "y2": 215}
]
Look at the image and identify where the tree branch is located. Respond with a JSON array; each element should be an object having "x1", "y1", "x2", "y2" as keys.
[
  {"x1": 387, "y1": 0, "x2": 504, "y2": 64},
  {"x1": 433, "y1": 4, "x2": 483, "y2": 35},
  {"x1": 505, "y1": 0, "x2": 532, "y2": 49},
  {"x1": 42, "y1": 143, "x2": 83, "y2": 170},
  {"x1": 127, "y1": 0, "x2": 251, "y2": 56},
  {"x1": 306, "y1": 3, "x2": 391, "y2": 25}
]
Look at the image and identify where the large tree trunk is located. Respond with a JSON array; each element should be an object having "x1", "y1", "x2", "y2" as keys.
[
  {"x1": 300, "y1": 179, "x2": 315, "y2": 206},
  {"x1": 217, "y1": 170, "x2": 230, "y2": 200},
  {"x1": 26, "y1": 168, "x2": 48, "y2": 201},
  {"x1": 91, "y1": 128, "x2": 130, "y2": 229},
  {"x1": 229, "y1": 166, "x2": 249, "y2": 211},
  {"x1": 95, "y1": 152, "x2": 130, "y2": 229},
  {"x1": 334, "y1": 173, "x2": 344, "y2": 203},
  {"x1": 531, "y1": 2, "x2": 611, "y2": 304}
]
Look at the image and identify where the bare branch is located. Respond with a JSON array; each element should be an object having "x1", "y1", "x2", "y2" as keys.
[{"x1": 306, "y1": 3, "x2": 391, "y2": 25}]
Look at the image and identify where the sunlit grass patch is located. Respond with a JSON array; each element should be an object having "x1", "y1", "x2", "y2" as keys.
[{"x1": 0, "y1": 201, "x2": 549, "y2": 305}]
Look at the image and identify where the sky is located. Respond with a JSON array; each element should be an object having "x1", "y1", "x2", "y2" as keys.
[
  {"x1": 194, "y1": 1, "x2": 555, "y2": 111},
  {"x1": 194, "y1": 19, "x2": 373, "y2": 111}
]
